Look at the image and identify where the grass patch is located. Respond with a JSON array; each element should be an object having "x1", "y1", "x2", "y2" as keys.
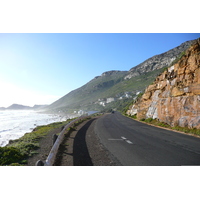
[
  {"x1": 66, "y1": 126, "x2": 76, "y2": 133},
  {"x1": 171, "y1": 126, "x2": 200, "y2": 136},
  {"x1": 131, "y1": 114, "x2": 137, "y2": 119},
  {"x1": 139, "y1": 118, "x2": 200, "y2": 136},
  {"x1": 0, "y1": 119, "x2": 74, "y2": 166}
]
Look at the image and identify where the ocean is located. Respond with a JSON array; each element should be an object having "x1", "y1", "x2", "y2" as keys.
[{"x1": 0, "y1": 110, "x2": 69, "y2": 147}]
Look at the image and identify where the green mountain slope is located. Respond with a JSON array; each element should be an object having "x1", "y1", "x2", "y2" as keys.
[
  {"x1": 46, "y1": 71, "x2": 128, "y2": 112},
  {"x1": 45, "y1": 68, "x2": 164, "y2": 113},
  {"x1": 44, "y1": 39, "x2": 196, "y2": 114}
]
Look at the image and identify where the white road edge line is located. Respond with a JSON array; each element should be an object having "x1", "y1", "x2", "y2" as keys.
[{"x1": 121, "y1": 136, "x2": 127, "y2": 140}]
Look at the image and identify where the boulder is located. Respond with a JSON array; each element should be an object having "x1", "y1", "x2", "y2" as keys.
[
  {"x1": 171, "y1": 87, "x2": 185, "y2": 97},
  {"x1": 142, "y1": 91, "x2": 152, "y2": 100}
]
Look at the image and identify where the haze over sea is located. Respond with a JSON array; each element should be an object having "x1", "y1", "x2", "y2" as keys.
[{"x1": 0, "y1": 110, "x2": 68, "y2": 147}]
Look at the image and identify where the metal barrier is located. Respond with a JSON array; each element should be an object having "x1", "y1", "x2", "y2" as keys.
[{"x1": 36, "y1": 115, "x2": 88, "y2": 166}]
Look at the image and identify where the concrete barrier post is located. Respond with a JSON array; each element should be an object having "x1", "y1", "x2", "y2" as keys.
[{"x1": 35, "y1": 160, "x2": 44, "y2": 166}]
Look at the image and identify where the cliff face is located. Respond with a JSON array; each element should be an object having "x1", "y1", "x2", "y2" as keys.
[{"x1": 127, "y1": 39, "x2": 200, "y2": 129}]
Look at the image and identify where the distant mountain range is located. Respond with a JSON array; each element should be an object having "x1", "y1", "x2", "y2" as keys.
[
  {"x1": 0, "y1": 104, "x2": 47, "y2": 110},
  {"x1": 42, "y1": 38, "x2": 197, "y2": 113}
]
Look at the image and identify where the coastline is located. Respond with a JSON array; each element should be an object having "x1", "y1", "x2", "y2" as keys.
[
  {"x1": 0, "y1": 118, "x2": 73, "y2": 166},
  {"x1": 0, "y1": 110, "x2": 75, "y2": 147},
  {"x1": 0, "y1": 113, "x2": 104, "y2": 166}
]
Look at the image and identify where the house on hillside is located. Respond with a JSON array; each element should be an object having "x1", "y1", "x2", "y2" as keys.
[
  {"x1": 97, "y1": 98, "x2": 106, "y2": 107},
  {"x1": 99, "y1": 101, "x2": 106, "y2": 106},
  {"x1": 119, "y1": 92, "x2": 132, "y2": 99},
  {"x1": 106, "y1": 97, "x2": 116, "y2": 103},
  {"x1": 78, "y1": 110, "x2": 86, "y2": 115}
]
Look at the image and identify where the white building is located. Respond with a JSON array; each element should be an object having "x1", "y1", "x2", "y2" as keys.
[
  {"x1": 106, "y1": 98, "x2": 116, "y2": 103},
  {"x1": 125, "y1": 93, "x2": 132, "y2": 98},
  {"x1": 99, "y1": 101, "x2": 106, "y2": 107},
  {"x1": 78, "y1": 110, "x2": 86, "y2": 115},
  {"x1": 118, "y1": 92, "x2": 132, "y2": 99}
]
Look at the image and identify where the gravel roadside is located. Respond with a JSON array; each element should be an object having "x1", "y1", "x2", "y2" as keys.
[
  {"x1": 54, "y1": 116, "x2": 118, "y2": 166},
  {"x1": 26, "y1": 126, "x2": 64, "y2": 166},
  {"x1": 27, "y1": 115, "x2": 118, "y2": 166}
]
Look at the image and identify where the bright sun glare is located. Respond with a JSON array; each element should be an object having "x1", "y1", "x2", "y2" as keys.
[{"x1": 0, "y1": 80, "x2": 60, "y2": 107}]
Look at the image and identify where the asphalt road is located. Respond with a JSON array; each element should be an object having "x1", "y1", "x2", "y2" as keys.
[{"x1": 95, "y1": 112, "x2": 200, "y2": 166}]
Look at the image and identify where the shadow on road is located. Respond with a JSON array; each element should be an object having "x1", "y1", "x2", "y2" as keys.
[{"x1": 73, "y1": 119, "x2": 96, "y2": 166}]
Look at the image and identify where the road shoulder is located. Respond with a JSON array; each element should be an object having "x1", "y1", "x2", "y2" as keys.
[{"x1": 54, "y1": 115, "x2": 117, "y2": 166}]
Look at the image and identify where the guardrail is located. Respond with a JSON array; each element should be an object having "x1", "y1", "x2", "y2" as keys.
[{"x1": 35, "y1": 115, "x2": 89, "y2": 166}]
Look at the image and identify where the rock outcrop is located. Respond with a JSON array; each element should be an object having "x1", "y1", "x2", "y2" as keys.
[{"x1": 127, "y1": 39, "x2": 200, "y2": 129}]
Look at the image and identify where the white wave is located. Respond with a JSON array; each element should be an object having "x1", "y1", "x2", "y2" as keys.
[{"x1": 0, "y1": 110, "x2": 69, "y2": 147}]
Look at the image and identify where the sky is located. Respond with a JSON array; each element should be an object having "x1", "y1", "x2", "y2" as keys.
[{"x1": 0, "y1": 33, "x2": 199, "y2": 107}]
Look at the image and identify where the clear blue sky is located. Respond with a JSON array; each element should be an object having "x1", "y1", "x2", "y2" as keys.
[{"x1": 0, "y1": 33, "x2": 199, "y2": 107}]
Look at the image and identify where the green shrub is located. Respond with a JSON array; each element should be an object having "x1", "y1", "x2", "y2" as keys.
[
  {"x1": 137, "y1": 92, "x2": 144, "y2": 100},
  {"x1": 3, "y1": 119, "x2": 73, "y2": 165},
  {"x1": 132, "y1": 114, "x2": 137, "y2": 119},
  {"x1": 0, "y1": 147, "x2": 25, "y2": 166},
  {"x1": 162, "y1": 67, "x2": 168, "y2": 73},
  {"x1": 67, "y1": 127, "x2": 76, "y2": 133},
  {"x1": 157, "y1": 122, "x2": 169, "y2": 128},
  {"x1": 145, "y1": 118, "x2": 153, "y2": 123}
]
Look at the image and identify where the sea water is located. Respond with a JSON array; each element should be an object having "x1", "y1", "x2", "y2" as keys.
[{"x1": 0, "y1": 110, "x2": 69, "y2": 147}]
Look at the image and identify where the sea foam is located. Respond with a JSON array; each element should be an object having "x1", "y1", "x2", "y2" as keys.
[{"x1": 0, "y1": 110, "x2": 68, "y2": 147}]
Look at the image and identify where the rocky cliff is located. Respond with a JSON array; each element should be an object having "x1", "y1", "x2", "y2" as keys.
[{"x1": 127, "y1": 39, "x2": 200, "y2": 129}]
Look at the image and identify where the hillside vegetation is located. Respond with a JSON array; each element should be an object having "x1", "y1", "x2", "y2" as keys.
[
  {"x1": 44, "y1": 39, "x2": 195, "y2": 114},
  {"x1": 45, "y1": 68, "x2": 165, "y2": 113}
]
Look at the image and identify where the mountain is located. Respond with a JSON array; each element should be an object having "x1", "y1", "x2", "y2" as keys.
[
  {"x1": 32, "y1": 104, "x2": 48, "y2": 110},
  {"x1": 125, "y1": 39, "x2": 196, "y2": 79},
  {"x1": 46, "y1": 70, "x2": 129, "y2": 112},
  {"x1": 44, "y1": 39, "x2": 197, "y2": 114},
  {"x1": 7, "y1": 104, "x2": 32, "y2": 110},
  {"x1": 127, "y1": 38, "x2": 200, "y2": 129},
  {"x1": 1, "y1": 104, "x2": 48, "y2": 110}
]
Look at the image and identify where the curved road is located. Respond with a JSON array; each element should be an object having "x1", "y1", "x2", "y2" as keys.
[{"x1": 95, "y1": 112, "x2": 200, "y2": 166}]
